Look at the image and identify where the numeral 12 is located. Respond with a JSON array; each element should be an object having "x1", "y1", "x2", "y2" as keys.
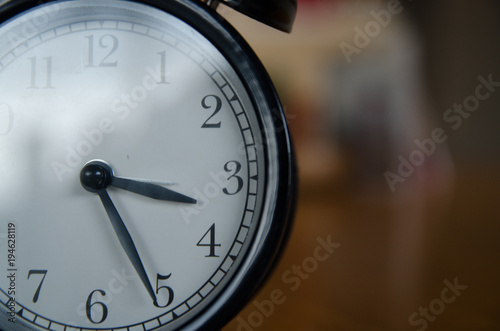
[{"x1": 85, "y1": 34, "x2": 119, "y2": 67}]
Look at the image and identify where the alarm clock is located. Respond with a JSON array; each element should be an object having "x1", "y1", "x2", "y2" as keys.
[{"x1": 0, "y1": 0, "x2": 296, "y2": 330}]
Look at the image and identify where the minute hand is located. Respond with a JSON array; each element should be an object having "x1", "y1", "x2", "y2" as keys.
[
  {"x1": 97, "y1": 189, "x2": 157, "y2": 306},
  {"x1": 111, "y1": 176, "x2": 197, "y2": 204}
]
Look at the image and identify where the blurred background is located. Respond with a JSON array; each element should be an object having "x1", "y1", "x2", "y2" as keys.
[{"x1": 220, "y1": 0, "x2": 500, "y2": 330}]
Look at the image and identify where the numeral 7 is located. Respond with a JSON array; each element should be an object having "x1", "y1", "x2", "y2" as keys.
[{"x1": 27, "y1": 269, "x2": 48, "y2": 303}]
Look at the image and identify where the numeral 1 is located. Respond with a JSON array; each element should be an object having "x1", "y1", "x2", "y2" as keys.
[
  {"x1": 157, "y1": 51, "x2": 168, "y2": 84},
  {"x1": 28, "y1": 56, "x2": 53, "y2": 88},
  {"x1": 0, "y1": 103, "x2": 13, "y2": 135}
]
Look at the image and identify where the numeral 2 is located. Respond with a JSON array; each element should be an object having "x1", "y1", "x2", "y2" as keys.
[{"x1": 201, "y1": 94, "x2": 222, "y2": 128}]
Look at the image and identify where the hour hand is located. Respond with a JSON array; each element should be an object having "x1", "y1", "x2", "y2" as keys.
[
  {"x1": 111, "y1": 176, "x2": 196, "y2": 204},
  {"x1": 80, "y1": 160, "x2": 196, "y2": 204}
]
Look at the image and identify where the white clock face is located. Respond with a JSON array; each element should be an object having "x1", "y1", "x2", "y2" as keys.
[{"x1": 0, "y1": 1, "x2": 270, "y2": 330}]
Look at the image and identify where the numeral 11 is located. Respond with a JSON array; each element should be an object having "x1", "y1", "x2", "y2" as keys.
[{"x1": 28, "y1": 56, "x2": 53, "y2": 89}]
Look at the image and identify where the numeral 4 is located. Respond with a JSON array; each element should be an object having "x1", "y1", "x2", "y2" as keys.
[{"x1": 197, "y1": 223, "x2": 221, "y2": 257}]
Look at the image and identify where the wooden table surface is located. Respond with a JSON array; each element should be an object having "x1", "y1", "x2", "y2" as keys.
[{"x1": 224, "y1": 163, "x2": 500, "y2": 330}]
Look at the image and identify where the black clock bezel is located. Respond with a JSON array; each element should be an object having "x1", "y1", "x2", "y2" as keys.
[{"x1": 0, "y1": 0, "x2": 296, "y2": 330}]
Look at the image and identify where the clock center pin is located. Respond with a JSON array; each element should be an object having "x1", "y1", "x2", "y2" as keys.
[{"x1": 80, "y1": 160, "x2": 114, "y2": 193}]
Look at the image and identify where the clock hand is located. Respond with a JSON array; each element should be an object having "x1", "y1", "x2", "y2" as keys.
[
  {"x1": 80, "y1": 159, "x2": 196, "y2": 204},
  {"x1": 80, "y1": 161, "x2": 158, "y2": 306},
  {"x1": 118, "y1": 177, "x2": 176, "y2": 186},
  {"x1": 96, "y1": 189, "x2": 159, "y2": 307},
  {"x1": 111, "y1": 176, "x2": 196, "y2": 204}
]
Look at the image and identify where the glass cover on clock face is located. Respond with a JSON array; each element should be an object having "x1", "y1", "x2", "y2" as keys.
[{"x1": 0, "y1": 0, "x2": 272, "y2": 330}]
